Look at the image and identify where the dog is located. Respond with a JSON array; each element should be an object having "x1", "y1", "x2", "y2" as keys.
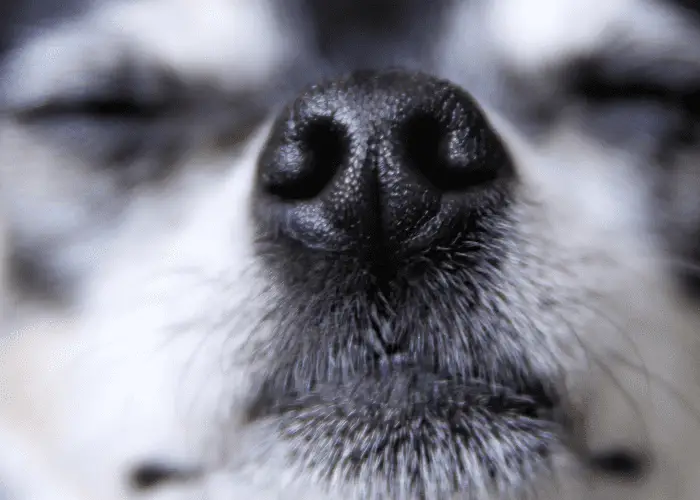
[{"x1": 2, "y1": 0, "x2": 700, "y2": 498}]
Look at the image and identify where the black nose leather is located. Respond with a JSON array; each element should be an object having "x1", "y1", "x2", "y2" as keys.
[{"x1": 255, "y1": 70, "x2": 515, "y2": 256}]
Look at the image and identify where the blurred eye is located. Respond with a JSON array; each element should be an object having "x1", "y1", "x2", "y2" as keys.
[
  {"x1": 13, "y1": 94, "x2": 169, "y2": 123},
  {"x1": 2, "y1": 63, "x2": 271, "y2": 185},
  {"x1": 561, "y1": 56, "x2": 700, "y2": 152},
  {"x1": 7, "y1": 88, "x2": 178, "y2": 184},
  {"x1": 567, "y1": 57, "x2": 700, "y2": 112},
  {"x1": 0, "y1": 62, "x2": 187, "y2": 182},
  {"x1": 8, "y1": 61, "x2": 180, "y2": 125}
]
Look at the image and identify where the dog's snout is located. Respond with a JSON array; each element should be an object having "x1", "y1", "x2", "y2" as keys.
[{"x1": 255, "y1": 70, "x2": 515, "y2": 255}]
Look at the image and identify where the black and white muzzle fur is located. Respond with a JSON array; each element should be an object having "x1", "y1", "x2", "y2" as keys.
[{"x1": 2, "y1": 1, "x2": 700, "y2": 499}]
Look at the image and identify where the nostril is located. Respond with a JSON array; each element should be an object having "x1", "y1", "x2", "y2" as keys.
[
  {"x1": 261, "y1": 117, "x2": 349, "y2": 201},
  {"x1": 401, "y1": 112, "x2": 503, "y2": 193},
  {"x1": 254, "y1": 70, "x2": 517, "y2": 255}
]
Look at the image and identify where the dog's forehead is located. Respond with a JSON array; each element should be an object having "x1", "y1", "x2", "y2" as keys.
[
  {"x1": 0, "y1": 0, "x2": 298, "y2": 108},
  {"x1": 484, "y1": 0, "x2": 700, "y2": 70},
  {"x1": 0, "y1": 0, "x2": 453, "y2": 93},
  {"x1": 300, "y1": 0, "x2": 451, "y2": 72},
  {"x1": 7, "y1": 0, "x2": 700, "y2": 103}
]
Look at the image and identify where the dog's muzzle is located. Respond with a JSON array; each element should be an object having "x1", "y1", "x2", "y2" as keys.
[{"x1": 246, "y1": 70, "x2": 564, "y2": 497}]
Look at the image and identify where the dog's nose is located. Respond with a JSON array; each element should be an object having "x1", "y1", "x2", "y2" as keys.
[{"x1": 255, "y1": 70, "x2": 515, "y2": 256}]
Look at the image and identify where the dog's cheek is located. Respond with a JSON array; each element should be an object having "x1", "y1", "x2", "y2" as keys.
[
  {"x1": 0, "y1": 208, "x2": 7, "y2": 325},
  {"x1": 652, "y1": 149, "x2": 700, "y2": 295}
]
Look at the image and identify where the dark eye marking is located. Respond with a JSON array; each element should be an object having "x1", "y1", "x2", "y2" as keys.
[
  {"x1": 588, "y1": 448, "x2": 651, "y2": 481},
  {"x1": 13, "y1": 96, "x2": 169, "y2": 122},
  {"x1": 8, "y1": 61, "x2": 183, "y2": 123},
  {"x1": 2, "y1": 59, "x2": 273, "y2": 185},
  {"x1": 129, "y1": 461, "x2": 201, "y2": 491},
  {"x1": 560, "y1": 55, "x2": 700, "y2": 153},
  {"x1": 567, "y1": 57, "x2": 700, "y2": 114}
]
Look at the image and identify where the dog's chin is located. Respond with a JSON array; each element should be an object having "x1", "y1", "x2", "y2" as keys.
[{"x1": 247, "y1": 358, "x2": 563, "y2": 496}]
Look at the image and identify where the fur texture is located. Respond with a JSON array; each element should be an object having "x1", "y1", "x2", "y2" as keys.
[{"x1": 2, "y1": 1, "x2": 700, "y2": 499}]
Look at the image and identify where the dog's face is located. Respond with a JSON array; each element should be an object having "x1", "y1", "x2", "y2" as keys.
[{"x1": 2, "y1": 1, "x2": 700, "y2": 499}]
